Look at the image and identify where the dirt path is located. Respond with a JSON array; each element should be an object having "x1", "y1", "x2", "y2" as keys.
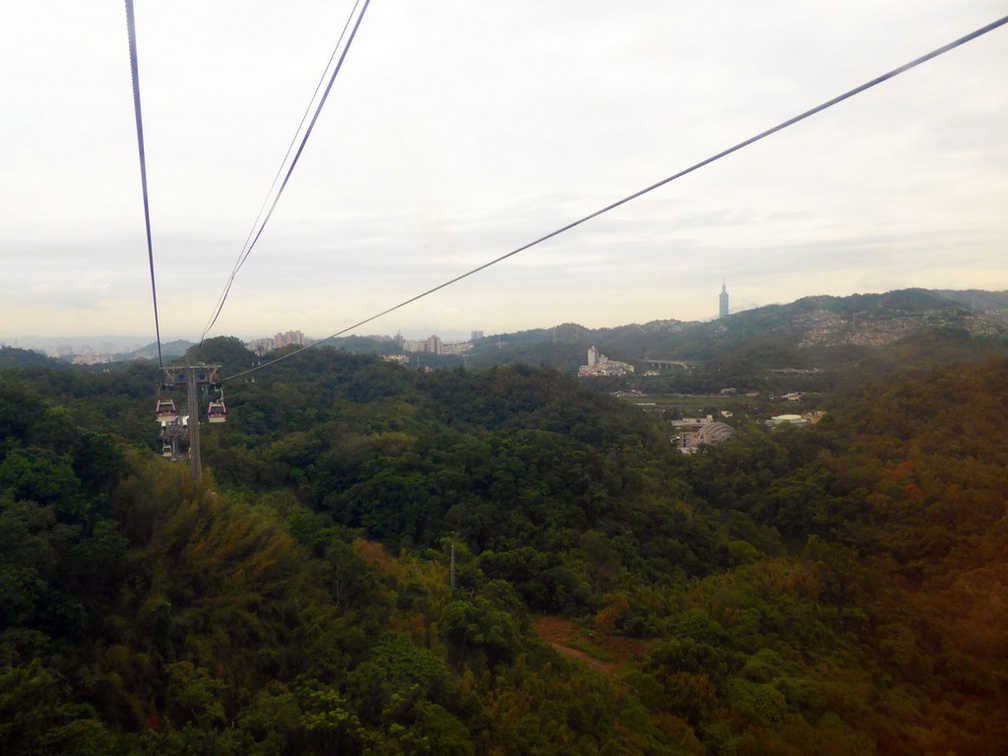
[
  {"x1": 546, "y1": 641, "x2": 621, "y2": 677},
  {"x1": 533, "y1": 616, "x2": 645, "y2": 687}
]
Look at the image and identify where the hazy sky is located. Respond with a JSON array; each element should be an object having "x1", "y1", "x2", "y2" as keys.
[{"x1": 2, "y1": 0, "x2": 1006, "y2": 342}]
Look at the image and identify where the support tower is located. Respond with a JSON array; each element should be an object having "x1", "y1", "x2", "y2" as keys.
[{"x1": 161, "y1": 364, "x2": 222, "y2": 482}]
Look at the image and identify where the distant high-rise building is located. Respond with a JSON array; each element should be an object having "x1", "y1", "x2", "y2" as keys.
[
  {"x1": 275, "y1": 330, "x2": 304, "y2": 348},
  {"x1": 471, "y1": 330, "x2": 484, "y2": 342},
  {"x1": 719, "y1": 280, "x2": 729, "y2": 320}
]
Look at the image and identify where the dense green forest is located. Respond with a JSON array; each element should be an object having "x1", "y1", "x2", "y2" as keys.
[{"x1": 1, "y1": 339, "x2": 1006, "y2": 754}]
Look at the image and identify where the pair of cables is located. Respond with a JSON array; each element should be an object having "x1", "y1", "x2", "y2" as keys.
[
  {"x1": 123, "y1": 0, "x2": 372, "y2": 357},
  {"x1": 200, "y1": 0, "x2": 372, "y2": 343}
]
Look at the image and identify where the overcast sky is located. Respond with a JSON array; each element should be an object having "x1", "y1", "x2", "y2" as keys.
[{"x1": 2, "y1": 1, "x2": 1006, "y2": 343}]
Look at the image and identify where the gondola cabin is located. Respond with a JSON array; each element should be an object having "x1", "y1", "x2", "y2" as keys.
[
  {"x1": 155, "y1": 399, "x2": 178, "y2": 422},
  {"x1": 207, "y1": 400, "x2": 227, "y2": 424}
]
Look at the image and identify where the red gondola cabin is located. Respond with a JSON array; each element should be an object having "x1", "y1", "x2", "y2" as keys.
[
  {"x1": 155, "y1": 399, "x2": 178, "y2": 422},
  {"x1": 207, "y1": 400, "x2": 227, "y2": 423}
]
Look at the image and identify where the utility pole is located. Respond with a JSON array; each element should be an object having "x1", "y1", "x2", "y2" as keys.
[
  {"x1": 162, "y1": 364, "x2": 221, "y2": 482},
  {"x1": 450, "y1": 535, "x2": 456, "y2": 593}
]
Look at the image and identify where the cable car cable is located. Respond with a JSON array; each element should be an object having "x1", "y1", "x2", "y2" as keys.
[
  {"x1": 124, "y1": 0, "x2": 164, "y2": 369},
  {"x1": 221, "y1": 14, "x2": 1008, "y2": 384},
  {"x1": 200, "y1": 0, "x2": 372, "y2": 344},
  {"x1": 201, "y1": 0, "x2": 363, "y2": 343}
]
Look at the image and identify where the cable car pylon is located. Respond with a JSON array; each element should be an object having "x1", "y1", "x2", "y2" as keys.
[{"x1": 160, "y1": 364, "x2": 222, "y2": 482}]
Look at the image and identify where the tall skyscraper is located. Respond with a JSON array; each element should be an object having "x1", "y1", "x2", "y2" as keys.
[{"x1": 719, "y1": 280, "x2": 729, "y2": 320}]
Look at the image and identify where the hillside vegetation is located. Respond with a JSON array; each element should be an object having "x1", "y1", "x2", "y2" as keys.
[
  {"x1": 1, "y1": 331, "x2": 1006, "y2": 753},
  {"x1": 328, "y1": 288, "x2": 1008, "y2": 396}
]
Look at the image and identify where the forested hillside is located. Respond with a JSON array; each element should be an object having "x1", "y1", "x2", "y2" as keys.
[
  {"x1": 1, "y1": 344, "x2": 1006, "y2": 753},
  {"x1": 460, "y1": 288, "x2": 1008, "y2": 385}
]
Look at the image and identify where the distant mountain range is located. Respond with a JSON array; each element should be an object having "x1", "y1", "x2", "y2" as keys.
[
  {"x1": 0, "y1": 337, "x2": 192, "y2": 364},
  {"x1": 453, "y1": 288, "x2": 1008, "y2": 374},
  {"x1": 4, "y1": 289, "x2": 1006, "y2": 376},
  {"x1": 192, "y1": 288, "x2": 1008, "y2": 377},
  {"x1": 119, "y1": 340, "x2": 193, "y2": 362}
]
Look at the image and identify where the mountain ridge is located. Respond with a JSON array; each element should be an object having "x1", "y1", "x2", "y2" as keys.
[{"x1": 459, "y1": 288, "x2": 1008, "y2": 376}]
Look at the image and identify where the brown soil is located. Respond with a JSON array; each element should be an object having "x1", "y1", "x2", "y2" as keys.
[{"x1": 533, "y1": 616, "x2": 654, "y2": 685}]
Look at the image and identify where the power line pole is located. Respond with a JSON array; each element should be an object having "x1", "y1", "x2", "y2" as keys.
[
  {"x1": 450, "y1": 535, "x2": 456, "y2": 593},
  {"x1": 162, "y1": 364, "x2": 220, "y2": 482}
]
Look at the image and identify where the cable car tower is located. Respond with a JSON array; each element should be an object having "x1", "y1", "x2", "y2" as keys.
[{"x1": 160, "y1": 364, "x2": 222, "y2": 482}]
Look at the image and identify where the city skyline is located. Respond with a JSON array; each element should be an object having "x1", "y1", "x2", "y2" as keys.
[
  {"x1": 0, "y1": 276, "x2": 735, "y2": 347},
  {"x1": 5, "y1": 278, "x2": 1006, "y2": 354},
  {"x1": 3, "y1": 1, "x2": 1006, "y2": 340}
]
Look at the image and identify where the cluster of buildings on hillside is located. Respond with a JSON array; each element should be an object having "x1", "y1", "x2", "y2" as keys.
[
  {"x1": 247, "y1": 330, "x2": 313, "y2": 355},
  {"x1": 64, "y1": 349, "x2": 117, "y2": 366},
  {"x1": 671, "y1": 410, "x2": 824, "y2": 452},
  {"x1": 395, "y1": 331, "x2": 485, "y2": 356},
  {"x1": 392, "y1": 334, "x2": 479, "y2": 356},
  {"x1": 396, "y1": 333, "x2": 444, "y2": 355},
  {"x1": 578, "y1": 346, "x2": 635, "y2": 377},
  {"x1": 244, "y1": 329, "x2": 484, "y2": 358},
  {"x1": 2, "y1": 339, "x2": 142, "y2": 364},
  {"x1": 671, "y1": 415, "x2": 735, "y2": 453}
]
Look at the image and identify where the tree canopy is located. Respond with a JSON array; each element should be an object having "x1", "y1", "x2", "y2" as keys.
[{"x1": 1, "y1": 347, "x2": 1006, "y2": 753}]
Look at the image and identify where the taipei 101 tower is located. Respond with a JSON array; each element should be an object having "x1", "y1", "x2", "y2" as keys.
[{"x1": 719, "y1": 280, "x2": 729, "y2": 319}]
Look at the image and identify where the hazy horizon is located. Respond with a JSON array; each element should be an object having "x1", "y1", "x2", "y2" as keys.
[
  {"x1": 3, "y1": 1, "x2": 1006, "y2": 342},
  {"x1": 5, "y1": 284, "x2": 1005, "y2": 354}
]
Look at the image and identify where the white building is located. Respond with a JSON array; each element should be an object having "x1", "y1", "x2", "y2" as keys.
[
  {"x1": 579, "y1": 346, "x2": 634, "y2": 377},
  {"x1": 672, "y1": 415, "x2": 735, "y2": 453}
]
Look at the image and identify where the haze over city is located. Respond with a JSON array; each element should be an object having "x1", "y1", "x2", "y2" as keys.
[{"x1": 2, "y1": 0, "x2": 1006, "y2": 342}]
